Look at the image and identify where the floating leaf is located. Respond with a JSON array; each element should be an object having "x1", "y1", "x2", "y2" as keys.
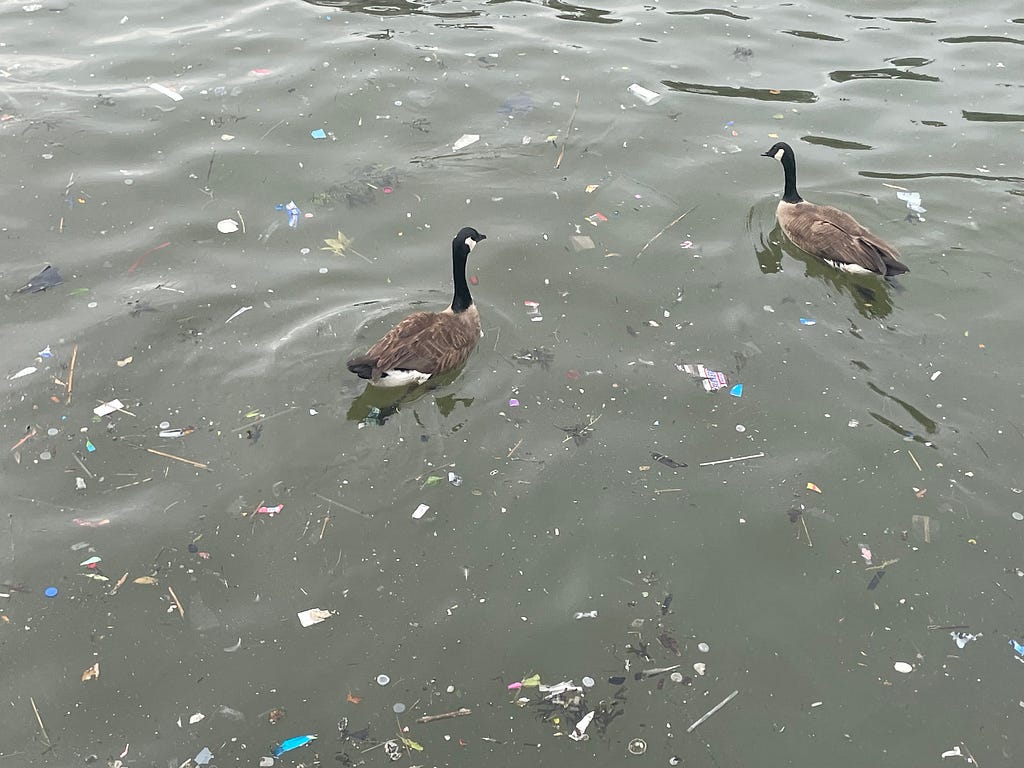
[
  {"x1": 401, "y1": 737, "x2": 424, "y2": 752},
  {"x1": 134, "y1": 576, "x2": 159, "y2": 585}
]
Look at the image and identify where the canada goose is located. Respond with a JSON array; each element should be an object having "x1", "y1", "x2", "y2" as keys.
[
  {"x1": 762, "y1": 142, "x2": 909, "y2": 277},
  {"x1": 346, "y1": 226, "x2": 486, "y2": 387}
]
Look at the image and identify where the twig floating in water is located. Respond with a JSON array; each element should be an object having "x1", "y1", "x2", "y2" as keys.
[
  {"x1": 146, "y1": 448, "x2": 209, "y2": 470},
  {"x1": 699, "y1": 452, "x2": 765, "y2": 467},
  {"x1": 167, "y1": 585, "x2": 185, "y2": 618},
  {"x1": 30, "y1": 696, "x2": 51, "y2": 747},
  {"x1": 66, "y1": 344, "x2": 79, "y2": 405},
  {"x1": 686, "y1": 689, "x2": 738, "y2": 733},
  {"x1": 801, "y1": 514, "x2": 813, "y2": 547},
  {"x1": 313, "y1": 493, "x2": 372, "y2": 520},
  {"x1": 633, "y1": 205, "x2": 698, "y2": 262},
  {"x1": 415, "y1": 707, "x2": 473, "y2": 724},
  {"x1": 554, "y1": 90, "x2": 581, "y2": 170}
]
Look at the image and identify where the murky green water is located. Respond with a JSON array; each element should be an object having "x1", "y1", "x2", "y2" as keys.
[{"x1": 2, "y1": 1, "x2": 1023, "y2": 766}]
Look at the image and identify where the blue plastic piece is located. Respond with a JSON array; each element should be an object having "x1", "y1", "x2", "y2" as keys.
[
  {"x1": 729, "y1": 384, "x2": 743, "y2": 397},
  {"x1": 1011, "y1": 639, "x2": 1024, "y2": 657},
  {"x1": 273, "y1": 734, "x2": 317, "y2": 757},
  {"x1": 310, "y1": 128, "x2": 326, "y2": 139},
  {"x1": 799, "y1": 317, "x2": 816, "y2": 326}
]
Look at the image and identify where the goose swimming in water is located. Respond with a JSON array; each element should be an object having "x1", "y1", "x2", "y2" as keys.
[
  {"x1": 346, "y1": 226, "x2": 486, "y2": 387},
  {"x1": 762, "y1": 141, "x2": 909, "y2": 277}
]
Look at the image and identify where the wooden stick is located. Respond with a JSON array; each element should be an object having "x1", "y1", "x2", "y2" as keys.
[
  {"x1": 167, "y1": 586, "x2": 185, "y2": 618},
  {"x1": 319, "y1": 512, "x2": 330, "y2": 541},
  {"x1": 800, "y1": 514, "x2": 813, "y2": 547},
  {"x1": 10, "y1": 428, "x2": 36, "y2": 452},
  {"x1": 686, "y1": 689, "x2": 738, "y2": 733},
  {"x1": 633, "y1": 205, "x2": 698, "y2": 262},
  {"x1": 66, "y1": 344, "x2": 79, "y2": 405},
  {"x1": 507, "y1": 439, "x2": 523, "y2": 459},
  {"x1": 30, "y1": 696, "x2": 51, "y2": 747},
  {"x1": 654, "y1": 488, "x2": 685, "y2": 494},
  {"x1": 415, "y1": 707, "x2": 472, "y2": 724},
  {"x1": 146, "y1": 448, "x2": 208, "y2": 469},
  {"x1": 231, "y1": 406, "x2": 298, "y2": 433},
  {"x1": 313, "y1": 493, "x2": 372, "y2": 520},
  {"x1": 907, "y1": 450, "x2": 922, "y2": 472},
  {"x1": 554, "y1": 90, "x2": 580, "y2": 169},
  {"x1": 699, "y1": 452, "x2": 765, "y2": 467}
]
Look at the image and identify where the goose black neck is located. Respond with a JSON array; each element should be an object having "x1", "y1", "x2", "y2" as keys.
[
  {"x1": 450, "y1": 244, "x2": 473, "y2": 313},
  {"x1": 781, "y1": 151, "x2": 803, "y2": 204}
]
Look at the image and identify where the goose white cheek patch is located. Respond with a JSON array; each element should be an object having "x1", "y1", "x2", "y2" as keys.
[
  {"x1": 466, "y1": 236, "x2": 478, "y2": 251},
  {"x1": 774, "y1": 148, "x2": 785, "y2": 161}
]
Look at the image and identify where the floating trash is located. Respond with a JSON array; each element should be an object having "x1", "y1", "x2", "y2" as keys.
[
  {"x1": 893, "y1": 661, "x2": 913, "y2": 674},
  {"x1": 627, "y1": 83, "x2": 662, "y2": 106},
  {"x1": 627, "y1": 738, "x2": 647, "y2": 755},
  {"x1": 17, "y1": 265, "x2": 63, "y2": 293},
  {"x1": 376, "y1": 674, "x2": 391, "y2": 686}
]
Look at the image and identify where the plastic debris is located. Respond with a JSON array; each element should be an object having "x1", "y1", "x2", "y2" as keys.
[
  {"x1": 85, "y1": 440, "x2": 96, "y2": 453},
  {"x1": 448, "y1": 471, "x2": 462, "y2": 487},
  {"x1": 570, "y1": 234, "x2": 595, "y2": 251},
  {"x1": 217, "y1": 218, "x2": 239, "y2": 233},
  {"x1": 224, "y1": 305, "x2": 253, "y2": 324},
  {"x1": 452, "y1": 133, "x2": 480, "y2": 151},
  {"x1": 272, "y1": 735, "x2": 316, "y2": 757},
  {"x1": 799, "y1": 317, "x2": 816, "y2": 326},
  {"x1": 627, "y1": 83, "x2": 662, "y2": 106},
  {"x1": 951, "y1": 631, "x2": 980, "y2": 649},
  {"x1": 729, "y1": 383, "x2": 743, "y2": 397},
  {"x1": 568, "y1": 710, "x2": 595, "y2": 741},
  {"x1": 897, "y1": 190, "x2": 926, "y2": 220},
  {"x1": 93, "y1": 399, "x2": 125, "y2": 417},
  {"x1": 44, "y1": 587, "x2": 58, "y2": 598},
  {"x1": 806, "y1": 482, "x2": 822, "y2": 493},
  {"x1": 8, "y1": 366, "x2": 37, "y2": 380},
  {"x1": 310, "y1": 128, "x2": 327, "y2": 139},
  {"x1": 81, "y1": 662, "x2": 100, "y2": 682},
  {"x1": 412, "y1": 503, "x2": 430, "y2": 519},
  {"x1": 867, "y1": 571, "x2": 885, "y2": 590},
  {"x1": 188, "y1": 712, "x2": 205, "y2": 725},
  {"x1": 677, "y1": 364, "x2": 728, "y2": 392},
  {"x1": 275, "y1": 201, "x2": 301, "y2": 228},
  {"x1": 893, "y1": 661, "x2": 913, "y2": 674},
  {"x1": 38, "y1": 345, "x2": 53, "y2": 358},
  {"x1": 254, "y1": 504, "x2": 283, "y2": 516},
  {"x1": 627, "y1": 738, "x2": 647, "y2": 755},
  {"x1": 194, "y1": 747, "x2": 214, "y2": 765},
  {"x1": 376, "y1": 674, "x2": 391, "y2": 686},
  {"x1": 573, "y1": 610, "x2": 598, "y2": 620},
  {"x1": 297, "y1": 608, "x2": 334, "y2": 627},
  {"x1": 1010, "y1": 639, "x2": 1024, "y2": 657},
  {"x1": 941, "y1": 746, "x2": 963, "y2": 760},
  {"x1": 149, "y1": 83, "x2": 183, "y2": 102},
  {"x1": 651, "y1": 452, "x2": 686, "y2": 469},
  {"x1": 17, "y1": 265, "x2": 63, "y2": 294}
]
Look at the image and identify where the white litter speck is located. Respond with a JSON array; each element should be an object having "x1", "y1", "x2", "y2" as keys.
[
  {"x1": 896, "y1": 190, "x2": 926, "y2": 214},
  {"x1": 893, "y1": 661, "x2": 913, "y2": 674},
  {"x1": 452, "y1": 134, "x2": 480, "y2": 151},
  {"x1": 697, "y1": 642, "x2": 710, "y2": 653},
  {"x1": 412, "y1": 503, "x2": 430, "y2": 519},
  {"x1": 224, "y1": 305, "x2": 253, "y2": 324},
  {"x1": 693, "y1": 662, "x2": 706, "y2": 676},
  {"x1": 93, "y1": 399, "x2": 125, "y2": 417},
  {"x1": 217, "y1": 218, "x2": 240, "y2": 233},
  {"x1": 763, "y1": 305, "x2": 775, "y2": 313},
  {"x1": 297, "y1": 608, "x2": 334, "y2": 627},
  {"x1": 8, "y1": 366, "x2": 37, "y2": 380},
  {"x1": 848, "y1": 418, "x2": 859, "y2": 428},
  {"x1": 149, "y1": 83, "x2": 183, "y2": 102},
  {"x1": 220, "y1": 134, "x2": 235, "y2": 141},
  {"x1": 930, "y1": 371, "x2": 942, "y2": 381},
  {"x1": 75, "y1": 477, "x2": 87, "y2": 490},
  {"x1": 627, "y1": 83, "x2": 662, "y2": 106},
  {"x1": 188, "y1": 712, "x2": 205, "y2": 725}
]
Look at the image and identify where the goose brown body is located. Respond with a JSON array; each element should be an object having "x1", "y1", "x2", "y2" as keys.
[
  {"x1": 346, "y1": 227, "x2": 485, "y2": 387},
  {"x1": 763, "y1": 142, "x2": 909, "y2": 277}
]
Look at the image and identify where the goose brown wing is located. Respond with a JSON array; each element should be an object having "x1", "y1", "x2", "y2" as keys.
[
  {"x1": 782, "y1": 203, "x2": 904, "y2": 274},
  {"x1": 370, "y1": 312, "x2": 479, "y2": 375}
]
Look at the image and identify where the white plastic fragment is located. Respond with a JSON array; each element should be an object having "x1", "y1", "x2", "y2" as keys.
[
  {"x1": 941, "y1": 746, "x2": 963, "y2": 759},
  {"x1": 8, "y1": 366, "x2": 37, "y2": 380},
  {"x1": 75, "y1": 477, "x2": 87, "y2": 491},
  {"x1": 217, "y1": 218, "x2": 240, "y2": 233},
  {"x1": 189, "y1": 712, "x2": 205, "y2": 725},
  {"x1": 573, "y1": 610, "x2": 598, "y2": 619},
  {"x1": 224, "y1": 305, "x2": 253, "y2": 324},
  {"x1": 297, "y1": 608, "x2": 334, "y2": 627},
  {"x1": 893, "y1": 661, "x2": 913, "y2": 674},
  {"x1": 149, "y1": 83, "x2": 183, "y2": 102},
  {"x1": 568, "y1": 710, "x2": 595, "y2": 741},
  {"x1": 627, "y1": 83, "x2": 662, "y2": 106},
  {"x1": 412, "y1": 503, "x2": 430, "y2": 519},
  {"x1": 93, "y1": 399, "x2": 125, "y2": 417},
  {"x1": 452, "y1": 134, "x2": 480, "y2": 151},
  {"x1": 930, "y1": 370, "x2": 942, "y2": 381}
]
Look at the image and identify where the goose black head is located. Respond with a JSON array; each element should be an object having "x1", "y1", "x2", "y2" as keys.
[
  {"x1": 454, "y1": 226, "x2": 486, "y2": 254},
  {"x1": 761, "y1": 142, "x2": 793, "y2": 162}
]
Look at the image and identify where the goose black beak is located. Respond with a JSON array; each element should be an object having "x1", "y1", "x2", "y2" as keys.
[
  {"x1": 760, "y1": 150, "x2": 774, "y2": 158},
  {"x1": 477, "y1": 233, "x2": 487, "y2": 241}
]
